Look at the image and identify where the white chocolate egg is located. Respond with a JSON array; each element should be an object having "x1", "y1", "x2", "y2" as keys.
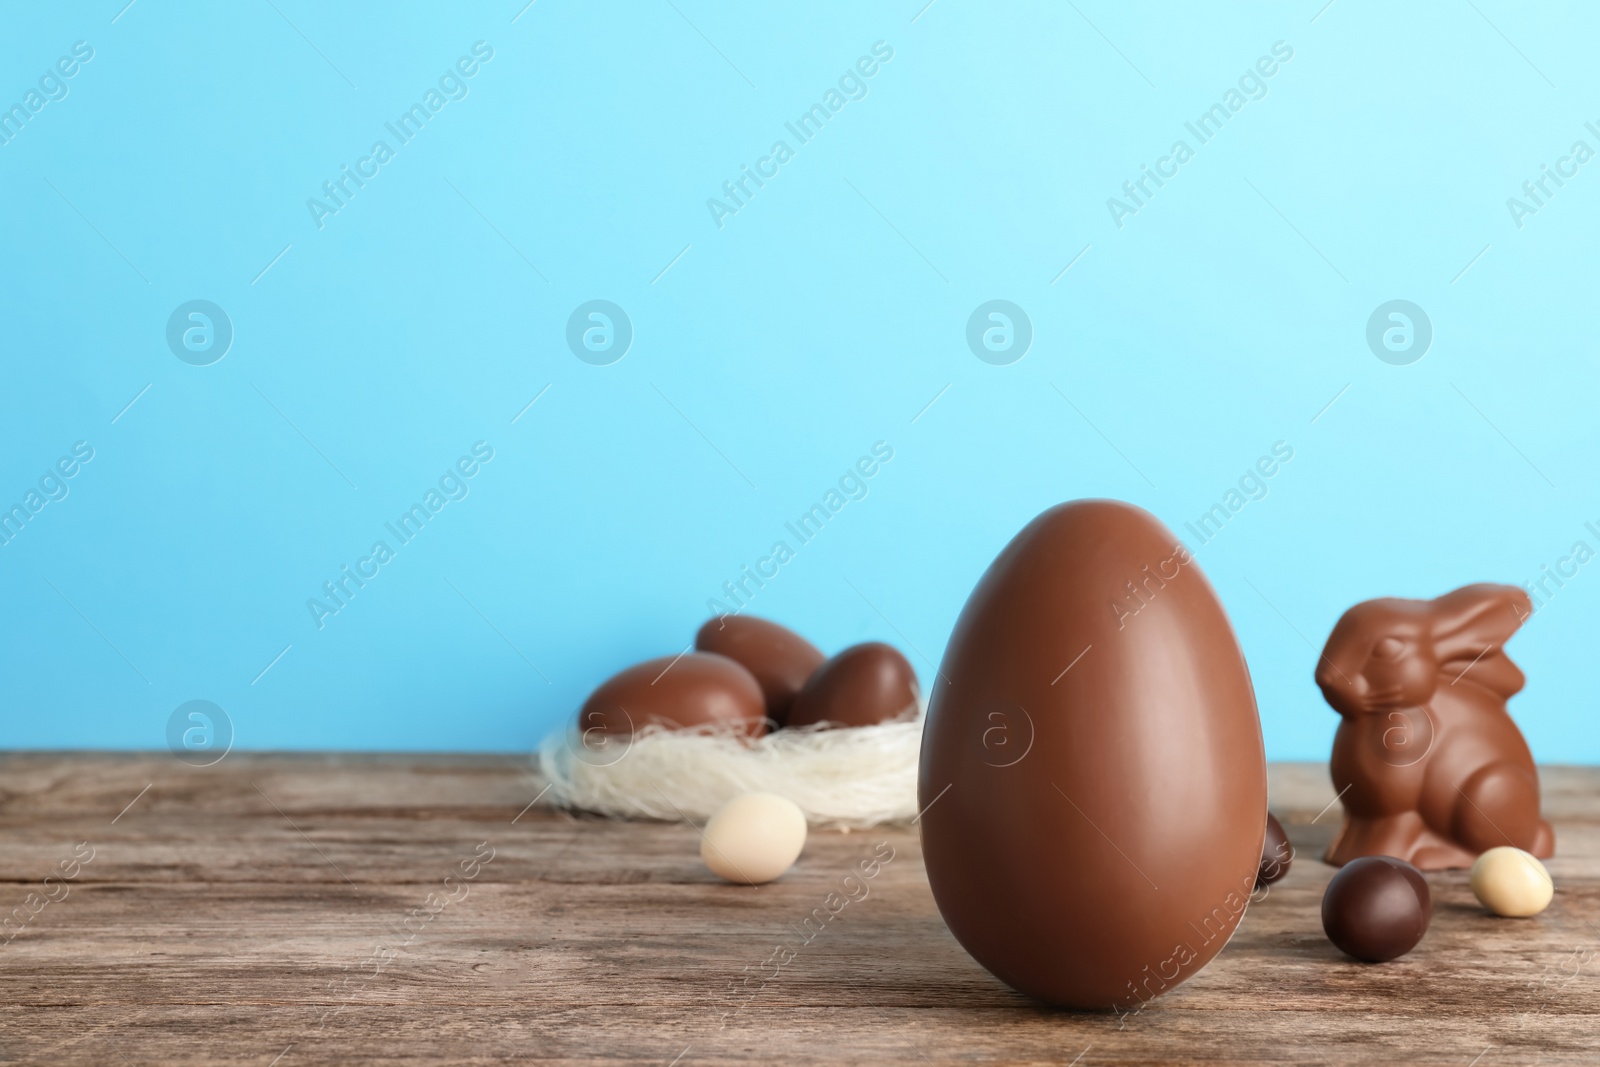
[
  {"x1": 1470, "y1": 846, "x2": 1553, "y2": 918},
  {"x1": 700, "y1": 793, "x2": 807, "y2": 885}
]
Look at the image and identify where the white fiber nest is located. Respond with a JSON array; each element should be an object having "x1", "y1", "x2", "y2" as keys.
[{"x1": 535, "y1": 715, "x2": 924, "y2": 829}]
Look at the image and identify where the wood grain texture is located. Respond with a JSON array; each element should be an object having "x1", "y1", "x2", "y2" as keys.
[{"x1": 0, "y1": 754, "x2": 1595, "y2": 1066}]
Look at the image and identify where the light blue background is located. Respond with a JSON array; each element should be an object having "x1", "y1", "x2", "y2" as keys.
[{"x1": 2, "y1": 1, "x2": 1595, "y2": 761}]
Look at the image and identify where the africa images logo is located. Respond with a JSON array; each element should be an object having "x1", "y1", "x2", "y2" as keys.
[
  {"x1": 566, "y1": 301, "x2": 633, "y2": 365},
  {"x1": 1365, "y1": 300, "x2": 1432, "y2": 366},
  {"x1": 165, "y1": 300, "x2": 233, "y2": 366},
  {"x1": 966, "y1": 301, "x2": 1032, "y2": 365},
  {"x1": 166, "y1": 700, "x2": 234, "y2": 767}
]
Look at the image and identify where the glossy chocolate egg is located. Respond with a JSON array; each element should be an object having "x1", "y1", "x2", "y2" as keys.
[
  {"x1": 694, "y1": 615, "x2": 825, "y2": 727},
  {"x1": 1322, "y1": 856, "x2": 1431, "y2": 961},
  {"x1": 579, "y1": 652, "x2": 765, "y2": 738},
  {"x1": 1258, "y1": 812, "x2": 1293, "y2": 888},
  {"x1": 787, "y1": 642, "x2": 920, "y2": 729},
  {"x1": 919, "y1": 500, "x2": 1266, "y2": 1010}
]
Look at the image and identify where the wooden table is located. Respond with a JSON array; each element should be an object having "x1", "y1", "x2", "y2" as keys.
[{"x1": 1, "y1": 755, "x2": 1594, "y2": 1066}]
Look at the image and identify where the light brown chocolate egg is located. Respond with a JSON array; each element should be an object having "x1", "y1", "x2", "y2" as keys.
[
  {"x1": 786, "y1": 642, "x2": 919, "y2": 729},
  {"x1": 578, "y1": 652, "x2": 766, "y2": 738},
  {"x1": 694, "y1": 615, "x2": 825, "y2": 728},
  {"x1": 919, "y1": 500, "x2": 1266, "y2": 1009}
]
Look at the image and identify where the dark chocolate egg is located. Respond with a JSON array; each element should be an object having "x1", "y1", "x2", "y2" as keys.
[
  {"x1": 1258, "y1": 812, "x2": 1293, "y2": 888},
  {"x1": 693, "y1": 615, "x2": 825, "y2": 727},
  {"x1": 919, "y1": 500, "x2": 1266, "y2": 1010},
  {"x1": 786, "y1": 642, "x2": 919, "y2": 729},
  {"x1": 1321, "y1": 856, "x2": 1431, "y2": 962},
  {"x1": 579, "y1": 652, "x2": 765, "y2": 738}
]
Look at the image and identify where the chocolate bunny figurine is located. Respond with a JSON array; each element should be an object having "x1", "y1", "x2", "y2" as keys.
[{"x1": 1315, "y1": 583, "x2": 1553, "y2": 870}]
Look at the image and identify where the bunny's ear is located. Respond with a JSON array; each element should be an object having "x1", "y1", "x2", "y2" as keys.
[{"x1": 1431, "y1": 583, "x2": 1531, "y2": 661}]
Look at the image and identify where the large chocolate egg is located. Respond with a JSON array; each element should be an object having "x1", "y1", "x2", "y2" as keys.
[
  {"x1": 919, "y1": 500, "x2": 1266, "y2": 1010},
  {"x1": 579, "y1": 652, "x2": 766, "y2": 738},
  {"x1": 694, "y1": 615, "x2": 824, "y2": 727},
  {"x1": 787, "y1": 642, "x2": 919, "y2": 728}
]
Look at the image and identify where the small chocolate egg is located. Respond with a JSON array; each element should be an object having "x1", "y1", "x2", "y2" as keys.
[
  {"x1": 693, "y1": 615, "x2": 825, "y2": 727},
  {"x1": 1470, "y1": 846, "x2": 1552, "y2": 917},
  {"x1": 701, "y1": 793, "x2": 807, "y2": 884},
  {"x1": 786, "y1": 642, "x2": 919, "y2": 729},
  {"x1": 578, "y1": 652, "x2": 765, "y2": 738},
  {"x1": 1257, "y1": 812, "x2": 1293, "y2": 888},
  {"x1": 1321, "y1": 856, "x2": 1431, "y2": 962}
]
